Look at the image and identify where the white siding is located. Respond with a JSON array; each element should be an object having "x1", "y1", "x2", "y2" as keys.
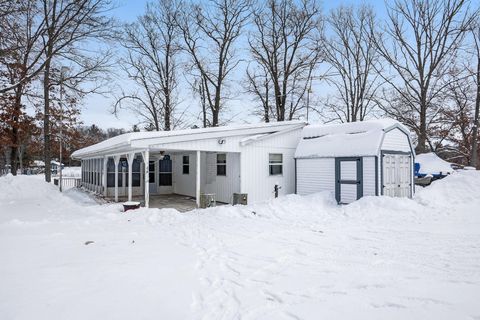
[
  {"x1": 296, "y1": 158, "x2": 335, "y2": 196},
  {"x1": 172, "y1": 152, "x2": 241, "y2": 203},
  {"x1": 362, "y1": 156, "x2": 377, "y2": 197},
  {"x1": 381, "y1": 128, "x2": 411, "y2": 152},
  {"x1": 150, "y1": 135, "x2": 246, "y2": 153},
  {"x1": 240, "y1": 130, "x2": 302, "y2": 204},
  {"x1": 171, "y1": 152, "x2": 195, "y2": 197},
  {"x1": 203, "y1": 152, "x2": 240, "y2": 204}
]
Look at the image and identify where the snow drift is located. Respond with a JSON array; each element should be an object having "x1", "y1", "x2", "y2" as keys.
[{"x1": 1, "y1": 171, "x2": 479, "y2": 320}]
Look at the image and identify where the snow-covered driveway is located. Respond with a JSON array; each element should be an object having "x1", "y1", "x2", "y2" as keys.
[{"x1": 0, "y1": 172, "x2": 479, "y2": 319}]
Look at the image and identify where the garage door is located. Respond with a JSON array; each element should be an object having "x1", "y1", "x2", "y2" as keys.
[
  {"x1": 382, "y1": 153, "x2": 412, "y2": 197},
  {"x1": 335, "y1": 158, "x2": 363, "y2": 204}
]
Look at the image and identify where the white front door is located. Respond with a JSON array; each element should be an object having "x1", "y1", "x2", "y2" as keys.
[{"x1": 382, "y1": 153, "x2": 411, "y2": 197}]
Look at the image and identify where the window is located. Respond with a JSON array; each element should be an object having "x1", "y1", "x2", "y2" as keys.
[
  {"x1": 269, "y1": 153, "x2": 283, "y2": 175},
  {"x1": 107, "y1": 158, "x2": 123, "y2": 187},
  {"x1": 182, "y1": 155, "x2": 190, "y2": 174},
  {"x1": 132, "y1": 158, "x2": 141, "y2": 187},
  {"x1": 149, "y1": 161, "x2": 155, "y2": 183},
  {"x1": 107, "y1": 158, "x2": 115, "y2": 187},
  {"x1": 159, "y1": 155, "x2": 172, "y2": 186},
  {"x1": 217, "y1": 153, "x2": 226, "y2": 176}
]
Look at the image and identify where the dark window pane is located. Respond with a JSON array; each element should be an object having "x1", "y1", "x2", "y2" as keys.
[
  {"x1": 183, "y1": 155, "x2": 189, "y2": 164},
  {"x1": 183, "y1": 165, "x2": 189, "y2": 174},
  {"x1": 107, "y1": 158, "x2": 115, "y2": 172},
  {"x1": 132, "y1": 173, "x2": 141, "y2": 187},
  {"x1": 159, "y1": 173, "x2": 172, "y2": 186},
  {"x1": 149, "y1": 161, "x2": 155, "y2": 183},
  {"x1": 132, "y1": 158, "x2": 141, "y2": 172},
  {"x1": 159, "y1": 158, "x2": 172, "y2": 172},
  {"x1": 269, "y1": 165, "x2": 283, "y2": 175},
  {"x1": 120, "y1": 159, "x2": 128, "y2": 169},
  {"x1": 217, "y1": 164, "x2": 226, "y2": 176},
  {"x1": 217, "y1": 153, "x2": 226, "y2": 164},
  {"x1": 269, "y1": 153, "x2": 282, "y2": 164},
  {"x1": 107, "y1": 173, "x2": 115, "y2": 187},
  {"x1": 118, "y1": 173, "x2": 123, "y2": 186}
]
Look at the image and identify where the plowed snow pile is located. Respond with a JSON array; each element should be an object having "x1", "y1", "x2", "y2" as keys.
[{"x1": 0, "y1": 172, "x2": 479, "y2": 320}]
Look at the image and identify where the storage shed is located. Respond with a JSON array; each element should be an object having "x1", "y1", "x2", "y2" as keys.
[{"x1": 295, "y1": 119, "x2": 415, "y2": 203}]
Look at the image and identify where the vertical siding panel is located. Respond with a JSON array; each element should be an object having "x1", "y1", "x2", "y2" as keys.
[{"x1": 362, "y1": 156, "x2": 376, "y2": 196}]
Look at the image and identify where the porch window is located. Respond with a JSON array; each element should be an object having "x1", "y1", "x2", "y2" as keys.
[
  {"x1": 149, "y1": 161, "x2": 155, "y2": 183},
  {"x1": 96, "y1": 159, "x2": 101, "y2": 186},
  {"x1": 159, "y1": 155, "x2": 172, "y2": 186},
  {"x1": 217, "y1": 153, "x2": 226, "y2": 176},
  {"x1": 106, "y1": 158, "x2": 115, "y2": 187},
  {"x1": 269, "y1": 153, "x2": 283, "y2": 175},
  {"x1": 131, "y1": 157, "x2": 141, "y2": 187},
  {"x1": 182, "y1": 155, "x2": 190, "y2": 174}
]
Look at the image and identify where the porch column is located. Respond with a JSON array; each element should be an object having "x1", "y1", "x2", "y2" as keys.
[
  {"x1": 196, "y1": 150, "x2": 201, "y2": 208},
  {"x1": 127, "y1": 152, "x2": 135, "y2": 202},
  {"x1": 142, "y1": 149, "x2": 150, "y2": 208},
  {"x1": 103, "y1": 156, "x2": 108, "y2": 197},
  {"x1": 114, "y1": 155, "x2": 120, "y2": 202}
]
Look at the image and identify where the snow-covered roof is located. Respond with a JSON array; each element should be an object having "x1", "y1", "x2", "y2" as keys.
[
  {"x1": 415, "y1": 153, "x2": 454, "y2": 175},
  {"x1": 72, "y1": 121, "x2": 306, "y2": 159},
  {"x1": 295, "y1": 118, "x2": 410, "y2": 158}
]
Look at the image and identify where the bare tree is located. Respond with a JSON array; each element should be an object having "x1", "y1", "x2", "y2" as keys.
[
  {"x1": 322, "y1": 4, "x2": 382, "y2": 123},
  {"x1": 177, "y1": 0, "x2": 251, "y2": 127},
  {"x1": 373, "y1": 0, "x2": 476, "y2": 153},
  {"x1": 0, "y1": 1, "x2": 42, "y2": 175},
  {"x1": 115, "y1": 0, "x2": 181, "y2": 131},
  {"x1": 40, "y1": 0, "x2": 114, "y2": 182},
  {"x1": 428, "y1": 68, "x2": 474, "y2": 163},
  {"x1": 0, "y1": 1, "x2": 47, "y2": 94},
  {"x1": 469, "y1": 20, "x2": 480, "y2": 167},
  {"x1": 247, "y1": 0, "x2": 323, "y2": 122},
  {"x1": 246, "y1": 64, "x2": 272, "y2": 122}
]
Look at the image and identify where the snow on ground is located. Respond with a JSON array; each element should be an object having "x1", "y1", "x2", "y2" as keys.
[{"x1": 1, "y1": 172, "x2": 480, "y2": 319}]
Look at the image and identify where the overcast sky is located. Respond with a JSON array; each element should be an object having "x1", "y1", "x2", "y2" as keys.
[{"x1": 79, "y1": 0, "x2": 388, "y2": 131}]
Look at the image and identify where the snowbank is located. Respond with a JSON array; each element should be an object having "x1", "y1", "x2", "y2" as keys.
[
  {"x1": 416, "y1": 152, "x2": 454, "y2": 176},
  {"x1": 1, "y1": 172, "x2": 480, "y2": 319}
]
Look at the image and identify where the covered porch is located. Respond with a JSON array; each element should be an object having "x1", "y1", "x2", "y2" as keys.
[{"x1": 80, "y1": 148, "x2": 240, "y2": 209}]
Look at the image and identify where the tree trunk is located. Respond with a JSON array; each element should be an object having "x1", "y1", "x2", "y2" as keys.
[
  {"x1": 471, "y1": 56, "x2": 480, "y2": 168},
  {"x1": 9, "y1": 87, "x2": 22, "y2": 176},
  {"x1": 9, "y1": 146, "x2": 18, "y2": 175},
  {"x1": 43, "y1": 58, "x2": 52, "y2": 182},
  {"x1": 164, "y1": 92, "x2": 171, "y2": 131},
  {"x1": 417, "y1": 95, "x2": 428, "y2": 154}
]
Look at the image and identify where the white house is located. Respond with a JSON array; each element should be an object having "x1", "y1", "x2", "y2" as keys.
[
  {"x1": 71, "y1": 121, "x2": 306, "y2": 207},
  {"x1": 295, "y1": 119, "x2": 415, "y2": 204}
]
